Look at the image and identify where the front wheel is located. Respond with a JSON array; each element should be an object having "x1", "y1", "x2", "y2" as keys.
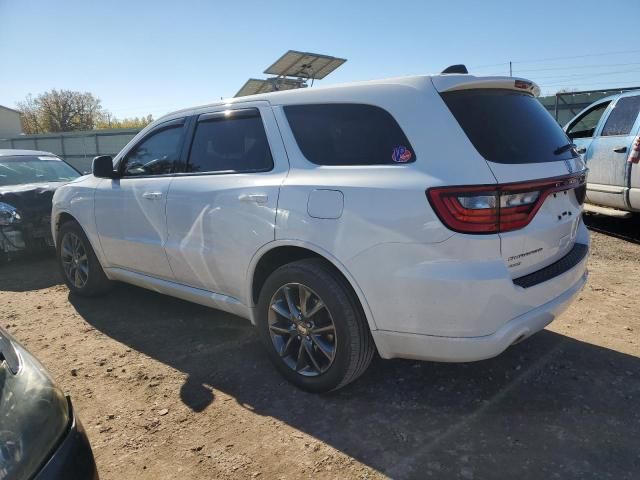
[
  {"x1": 257, "y1": 259, "x2": 375, "y2": 392},
  {"x1": 57, "y1": 220, "x2": 112, "y2": 296}
]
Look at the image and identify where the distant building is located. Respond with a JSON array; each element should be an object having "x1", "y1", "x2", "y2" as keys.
[{"x1": 0, "y1": 105, "x2": 23, "y2": 138}]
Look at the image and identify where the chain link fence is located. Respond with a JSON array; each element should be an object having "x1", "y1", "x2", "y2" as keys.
[{"x1": 539, "y1": 87, "x2": 640, "y2": 126}]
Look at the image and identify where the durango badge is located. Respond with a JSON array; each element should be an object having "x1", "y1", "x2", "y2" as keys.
[{"x1": 392, "y1": 146, "x2": 412, "y2": 163}]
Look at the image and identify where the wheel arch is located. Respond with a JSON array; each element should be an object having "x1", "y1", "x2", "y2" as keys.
[
  {"x1": 53, "y1": 209, "x2": 109, "y2": 271},
  {"x1": 54, "y1": 211, "x2": 77, "y2": 233},
  {"x1": 247, "y1": 240, "x2": 378, "y2": 332}
]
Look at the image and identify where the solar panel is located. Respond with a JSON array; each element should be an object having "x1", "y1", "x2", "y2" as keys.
[
  {"x1": 235, "y1": 79, "x2": 272, "y2": 97},
  {"x1": 235, "y1": 77, "x2": 305, "y2": 97},
  {"x1": 264, "y1": 50, "x2": 347, "y2": 80}
]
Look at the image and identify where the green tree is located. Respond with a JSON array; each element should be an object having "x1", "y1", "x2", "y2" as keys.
[
  {"x1": 95, "y1": 114, "x2": 154, "y2": 130},
  {"x1": 17, "y1": 89, "x2": 106, "y2": 134}
]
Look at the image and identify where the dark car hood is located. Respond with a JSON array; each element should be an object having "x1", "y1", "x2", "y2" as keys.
[
  {"x1": 0, "y1": 326, "x2": 70, "y2": 480},
  {"x1": 0, "y1": 182, "x2": 65, "y2": 222}
]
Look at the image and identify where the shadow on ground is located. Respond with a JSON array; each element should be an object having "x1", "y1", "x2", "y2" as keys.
[
  {"x1": 0, "y1": 254, "x2": 61, "y2": 291},
  {"x1": 584, "y1": 213, "x2": 640, "y2": 244},
  {"x1": 70, "y1": 284, "x2": 640, "y2": 479}
]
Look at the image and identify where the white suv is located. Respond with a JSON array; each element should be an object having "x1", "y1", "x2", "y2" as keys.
[{"x1": 52, "y1": 72, "x2": 589, "y2": 392}]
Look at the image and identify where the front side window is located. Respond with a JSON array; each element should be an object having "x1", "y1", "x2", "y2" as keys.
[
  {"x1": 187, "y1": 109, "x2": 273, "y2": 173},
  {"x1": 284, "y1": 104, "x2": 416, "y2": 165},
  {"x1": 601, "y1": 95, "x2": 640, "y2": 137},
  {"x1": 567, "y1": 102, "x2": 611, "y2": 139},
  {"x1": 121, "y1": 124, "x2": 185, "y2": 177}
]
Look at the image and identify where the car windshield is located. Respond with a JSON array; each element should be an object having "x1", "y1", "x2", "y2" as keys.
[{"x1": 0, "y1": 155, "x2": 80, "y2": 187}]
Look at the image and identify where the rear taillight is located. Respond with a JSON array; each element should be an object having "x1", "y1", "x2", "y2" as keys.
[
  {"x1": 628, "y1": 136, "x2": 640, "y2": 164},
  {"x1": 427, "y1": 172, "x2": 586, "y2": 234}
]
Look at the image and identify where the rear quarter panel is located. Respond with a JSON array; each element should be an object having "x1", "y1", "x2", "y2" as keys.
[
  {"x1": 271, "y1": 82, "x2": 499, "y2": 259},
  {"x1": 271, "y1": 82, "x2": 499, "y2": 330}
]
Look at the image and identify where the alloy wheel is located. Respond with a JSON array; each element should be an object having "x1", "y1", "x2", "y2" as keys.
[
  {"x1": 60, "y1": 232, "x2": 89, "y2": 289},
  {"x1": 268, "y1": 283, "x2": 337, "y2": 376}
]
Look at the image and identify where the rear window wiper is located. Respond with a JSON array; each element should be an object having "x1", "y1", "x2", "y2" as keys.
[{"x1": 553, "y1": 143, "x2": 576, "y2": 155}]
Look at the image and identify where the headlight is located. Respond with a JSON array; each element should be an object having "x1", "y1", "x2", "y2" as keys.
[
  {"x1": 0, "y1": 202, "x2": 21, "y2": 226},
  {"x1": 0, "y1": 328, "x2": 70, "y2": 480}
]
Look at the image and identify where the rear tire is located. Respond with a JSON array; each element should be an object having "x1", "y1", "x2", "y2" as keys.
[
  {"x1": 57, "y1": 220, "x2": 112, "y2": 296},
  {"x1": 257, "y1": 258, "x2": 374, "y2": 392}
]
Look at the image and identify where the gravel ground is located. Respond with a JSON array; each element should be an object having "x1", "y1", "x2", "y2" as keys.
[{"x1": 1, "y1": 214, "x2": 639, "y2": 480}]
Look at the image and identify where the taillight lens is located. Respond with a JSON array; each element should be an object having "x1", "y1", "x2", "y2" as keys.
[{"x1": 427, "y1": 172, "x2": 586, "y2": 234}]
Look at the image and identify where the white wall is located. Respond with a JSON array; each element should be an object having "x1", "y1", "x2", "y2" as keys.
[
  {"x1": 0, "y1": 106, "x2": 22, "y2": 138},
  {"x1": 0, "y1": 128, "x2": 140, "y2": 172}
]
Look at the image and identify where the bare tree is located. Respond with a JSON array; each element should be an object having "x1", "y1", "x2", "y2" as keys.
[
  {"x1": 18, "y1": 94, "x2": 42, "y2": 134},
  {"x1": 17, "y1": 89, "x2": 106, "y2": 134}
]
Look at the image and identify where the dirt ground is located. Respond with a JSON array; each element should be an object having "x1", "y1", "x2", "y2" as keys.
[{"x1": 1, "y1": 214, "x2": 639, "y2": 480}]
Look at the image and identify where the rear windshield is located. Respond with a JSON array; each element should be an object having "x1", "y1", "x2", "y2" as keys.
[
  {"x1": 441, "y1": 89, "x2": 578, "y2": 164},
  {"x1": 0, "y1": 155, "x2": 80, "y2": 187}
]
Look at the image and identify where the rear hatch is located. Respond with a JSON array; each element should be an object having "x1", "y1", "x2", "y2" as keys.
[{"x1": 432, "y1": 76, "x2": 587, "y2": 278}]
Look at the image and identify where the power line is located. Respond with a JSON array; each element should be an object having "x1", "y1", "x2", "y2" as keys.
[
  {"x1": 531, "y1": 68, "x2": 640, "y2": 82},
  {"x1": 514, "y1": 61, "x2": 640, "y2": 74},
  {"x1": 539, "y1": 72, "x2": 640, "y2": 87},
  {"x1": 513, "y1": 49, "x2": 640, "y2": 65},
  {"x1": 472, "y1": 49, "x2": 640, "y2": 70},
  {"x1": 539, "y1": 79, "x2": 640, "y2": 96}
]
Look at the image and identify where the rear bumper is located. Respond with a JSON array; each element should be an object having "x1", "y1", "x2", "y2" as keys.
[
  {"x1": 347, "y1": 216, "x2": 590, "y2": 360},
  {"x1": 373, "y1": 268, "x2": 587, "y2": 362},
  {"x1": 35, "y1": 399, "x2": 99, "y2": 480}
]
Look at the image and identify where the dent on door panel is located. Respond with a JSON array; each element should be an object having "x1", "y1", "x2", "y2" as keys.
[{"x1": 94, "y1": 177, "x2": 175, "y2": 279}]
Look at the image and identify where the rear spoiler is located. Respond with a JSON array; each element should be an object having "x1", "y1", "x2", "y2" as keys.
[{"x1": 431, "y1": 75, "x2": 540, "y2": 97}]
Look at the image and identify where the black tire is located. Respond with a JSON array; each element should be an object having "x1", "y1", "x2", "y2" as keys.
[
  {"x1": 257, "y1": 258, "x2": 375, "y2": 392},
  {"x1": 56, "y1": 220, "x2": 112, "y2": 296}
]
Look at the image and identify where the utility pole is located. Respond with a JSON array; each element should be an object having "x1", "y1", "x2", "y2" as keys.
[{"x1": 509, "y1": 61, "x2": 512, "y2": 77}]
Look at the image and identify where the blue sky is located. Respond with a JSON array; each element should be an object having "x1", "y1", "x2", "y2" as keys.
[{"x1": 1, "y1": 0, "x2": 639, "y2": 119}]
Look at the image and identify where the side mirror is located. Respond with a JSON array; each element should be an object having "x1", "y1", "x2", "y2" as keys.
[{"x1": 92, "y1": 155, "x2": 117, "y2": 178}]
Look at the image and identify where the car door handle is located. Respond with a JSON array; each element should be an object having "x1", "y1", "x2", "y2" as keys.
[
  {"x1": 142, "y1": 191, "x2": 163, "y2": 200},
  {"x1": 238, "y1": 193, "x2": 268, "y2": 204},
  {"x1": 576, "y1": 146, "x2": 586, "y2": 154},
  {"x1": 613, "y1": 146, "x2": 628, "y2": 153}
]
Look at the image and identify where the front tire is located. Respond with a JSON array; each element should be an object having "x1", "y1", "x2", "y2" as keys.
[
  {"x1": 257, "y1": 258, "x2": 374, "y2": 392},
  {"x1": 57, "y1": 220, "x2": 112, "y2": 296}
]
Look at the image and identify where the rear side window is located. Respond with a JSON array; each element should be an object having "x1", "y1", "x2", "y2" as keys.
[
  {"x1": 601, "y1": 95, "x2": 640, "y2": 136},
  {"x1": 442, "y1": 89, "x2": 577, "y2": 164},
  {"x1": 284, "y1": 104, "x2": 415, "y2": 165},
  {"x1": 187, "y1": 109, "x2": 273, "y2": 173}
]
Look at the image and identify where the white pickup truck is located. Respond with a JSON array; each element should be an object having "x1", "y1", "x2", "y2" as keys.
[{"x1": 565, "y1": 91, "x2": 640, "y2": 217}]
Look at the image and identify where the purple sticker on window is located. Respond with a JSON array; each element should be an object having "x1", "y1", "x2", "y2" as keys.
[{"x1": 392, "y1": 146, "x2": 412, "y2": 163}]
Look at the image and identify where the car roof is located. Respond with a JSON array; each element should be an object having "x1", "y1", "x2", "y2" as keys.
[
  {"x1": 156, "y1": 73, "x2": 538, "y2": 123},
  {"x1": 613, "y1": 89, "x2": 640, "y2": 100},
  {"x1": 586, "y1": 90, "x2": 640, "y2": 105},
  {"x1": 0, "y1": 149, "x2": 58, "y2": 157},
  {"x1": 160, "y1": 74, "x2": 434, "y2": 119}
]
